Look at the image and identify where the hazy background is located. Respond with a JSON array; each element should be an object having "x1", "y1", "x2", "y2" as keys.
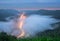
[{"x1": 0, "y1": 0, "x2": 60, "y2": 8}]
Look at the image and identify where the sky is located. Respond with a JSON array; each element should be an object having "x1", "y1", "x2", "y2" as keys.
[
  {"x1": 0, "y1": 0, "x2": 60, "y2": 8},
  {"x1": 0, "y1": 0, "x2": 58, "y2": 3}
]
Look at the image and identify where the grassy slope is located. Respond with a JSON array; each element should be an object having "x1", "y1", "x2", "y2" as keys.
[{"x1": 0, "y1": 32, "x2": 60, "y2": 41}]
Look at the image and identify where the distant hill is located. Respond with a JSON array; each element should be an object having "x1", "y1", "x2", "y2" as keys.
[
  {"x1": 36, "y1": 9, "x2": 60, "y2": 19},
  {"x1": 0, "y1": 9, "x2": 20, "y2": 21},
  {"x1": 0, "y1": 9, "x2": 60, "y2": 20},
  {"x1": 25, "y1": 9, "x2": 60, "y2": 19}
]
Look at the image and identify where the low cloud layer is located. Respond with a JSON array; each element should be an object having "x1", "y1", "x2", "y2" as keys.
[{"x1": 0, "y1": 14, "x2": 59, "y2": 37}]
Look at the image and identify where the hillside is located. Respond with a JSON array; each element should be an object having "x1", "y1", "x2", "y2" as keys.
[
  {"x1": 37, "y1": 10, "x2": 60, "y2": 19},
  {"x1": 0, "y1": 9, "x2": 19, "y2": 21}
]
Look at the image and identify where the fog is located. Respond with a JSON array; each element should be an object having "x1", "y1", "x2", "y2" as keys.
[
  {"x1": 0, "y1": 14, "x2": 59, "y2": 37},
  {"x1": 23, "y1": 15, "x2": 58, "y2": 37}
]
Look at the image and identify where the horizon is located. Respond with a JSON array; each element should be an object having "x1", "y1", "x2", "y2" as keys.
[
  {"x1": 0, "y1": 8, "x2": 60, "y2": 11},
  {"x1": 0, "y1": 0, "x2": 60, "y2": 8}
]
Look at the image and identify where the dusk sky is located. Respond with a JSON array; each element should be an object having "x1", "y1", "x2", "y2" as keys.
[{"x1": 0, "y1": 0, "x2": 60, "y2": 8}]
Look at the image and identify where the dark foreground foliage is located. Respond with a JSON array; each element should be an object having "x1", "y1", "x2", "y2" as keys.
[
  {"x1": 0, "y1": 32, "x2": 17, "y2": 41},
  {"x1": 0, "y1": 32, "x2": 60, "y2": 41}
]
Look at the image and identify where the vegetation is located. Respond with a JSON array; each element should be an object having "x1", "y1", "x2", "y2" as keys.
[
  {"x1": 0, "y1": 32, "x2": 17, "y2": 41},
  {"x1": 0, "y1": 32, "x2": 60, "y2": 41}
]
